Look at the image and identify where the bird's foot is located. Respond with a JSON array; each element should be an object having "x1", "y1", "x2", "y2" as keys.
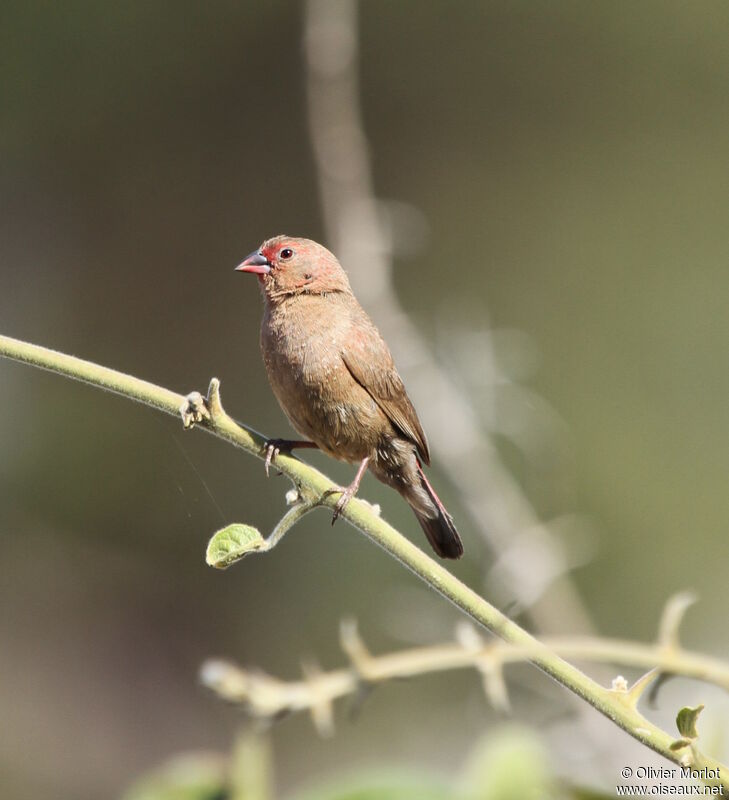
[
  {"x1": 263, "y1": 439, "x2": 290, "y2": 477},
  {"x1": 262, "y1": 439, "x2": 317, "y2": 477},
  {"x1": 323, "y1": 456, "x2": 370, "y2": 526},
  {"x1": 328, "y1": 484, "x2": 359, "y2": 525},
  {"x1": 180, "y1": 391, "x2": 211, "y2": 429}
]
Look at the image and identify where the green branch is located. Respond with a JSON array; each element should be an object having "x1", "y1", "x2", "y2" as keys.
[{"x1": 1, "y1": 333, "x2": 727, "y2": 789}]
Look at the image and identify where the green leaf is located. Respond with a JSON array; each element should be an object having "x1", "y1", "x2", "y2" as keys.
[
  {"x1": 206, "y1": 523, "x2": 266, "y2": 569},
  {"x1": 676, "y1": 704, "x2": 704, "y2": 739},
  {"x1": 669, "y1": 738, "x2": 692, "y2": 752}
]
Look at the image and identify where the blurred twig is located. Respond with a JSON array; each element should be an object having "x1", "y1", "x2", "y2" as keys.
[
  {"x1": 2, "y1": 334, "x2": 727, "y2": 785},
  {"x1": 303, "y1": 0, "x2": 594, "y2": 634},
  {"x1": 202, "y1": 600, "x2": 729, "y2": 735}
]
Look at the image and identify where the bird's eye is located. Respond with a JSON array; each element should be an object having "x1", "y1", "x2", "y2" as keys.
[{"x1": 280, "y1": 248, "x2": 294, "y2": 260}]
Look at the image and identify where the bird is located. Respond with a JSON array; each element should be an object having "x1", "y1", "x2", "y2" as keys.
[{"x1": 236, "y1": 235, "x2": 463, "y2": 559}]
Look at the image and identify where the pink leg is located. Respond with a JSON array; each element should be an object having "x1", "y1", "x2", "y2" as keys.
[{"x1": 329, "y1": 456, "x2": 370, "y2": 525}]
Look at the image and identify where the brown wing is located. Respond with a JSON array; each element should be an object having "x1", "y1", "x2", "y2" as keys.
[{"x1": 341, "y1": 319, "x2": 430, "y2": 465}]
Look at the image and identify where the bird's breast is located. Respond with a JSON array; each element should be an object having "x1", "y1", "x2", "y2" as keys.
[{"x1": 260, "y1": 297, "x2": 383, "y2": 461}]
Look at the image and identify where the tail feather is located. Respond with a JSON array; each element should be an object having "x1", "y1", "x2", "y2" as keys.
[{"x1": 411, "y1": 461, "x2": 464, "y2": 559}]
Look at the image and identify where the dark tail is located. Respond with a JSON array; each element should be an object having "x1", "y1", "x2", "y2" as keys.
[{"x1": 411, "y1": 461, "x2": 464, "y2": 559}]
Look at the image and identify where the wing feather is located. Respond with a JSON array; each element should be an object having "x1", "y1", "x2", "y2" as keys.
[{"x1": 341, "y1": 322, "x2": 430, "y2": 465}]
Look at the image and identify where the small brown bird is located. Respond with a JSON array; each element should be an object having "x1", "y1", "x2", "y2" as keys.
[{"x1": 236, "y1": 235, "x2": 463, "y2": 559}]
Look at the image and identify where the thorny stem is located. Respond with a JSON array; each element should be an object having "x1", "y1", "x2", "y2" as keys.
[
  {"x1": 1, "y1": 332, "x2": 727, "y2": 789},
  {"x1": 202, "y1": 618, "x2": 729, "y2": 730}
]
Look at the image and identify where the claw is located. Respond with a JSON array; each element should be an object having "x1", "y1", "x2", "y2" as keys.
[
  {"x1": 261, "y1": 439, "x2": 318, "y2": 477},
  {"x1": 263, "y1": 442, "x2": 281, "y2": 477},
  {"x1": 325, "y1": 456, "x2": 370, "y2": 526},
  {"x1": 180, "y1": 391, "x2": 211, "y2": 429},
  {"x1": 331, "y1": 487, "x2": 356, "y2": 525}
]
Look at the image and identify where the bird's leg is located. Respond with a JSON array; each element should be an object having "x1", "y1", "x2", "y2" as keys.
[
  {"x1": 326, "y1": 456, "x2": 370, "y2": 525},
  {"x1": 263, "y1": 439, "x2": 318, "y2": 477}
]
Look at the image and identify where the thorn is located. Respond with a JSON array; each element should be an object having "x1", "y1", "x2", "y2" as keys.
[
  {"x1": 206, "y1": 377, "x2": 224, "y2": 416},
  {"x1": 479, "y1": 657, "x2": 511, "y2": 714},
  {"x1": 657, "y1": 591, "x2": 698, "y2": 651},
  {"x1": 340, "y1": 619, "x2": 376, "y2": 681},
  {"x1": 301, "y1": 659, "x2": 335, "y2": 737},
  {"x1": 618, "y1": 668, "x2": 661, "y2": 708}
]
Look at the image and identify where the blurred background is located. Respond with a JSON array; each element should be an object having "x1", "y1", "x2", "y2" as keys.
[{"x1": 1, "y1": 1, "x2": 728, "y2": 798}]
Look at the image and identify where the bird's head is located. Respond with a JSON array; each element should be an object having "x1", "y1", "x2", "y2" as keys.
[{"x1": 236, "y1": 235, "x2": 351, "y2": 300}]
